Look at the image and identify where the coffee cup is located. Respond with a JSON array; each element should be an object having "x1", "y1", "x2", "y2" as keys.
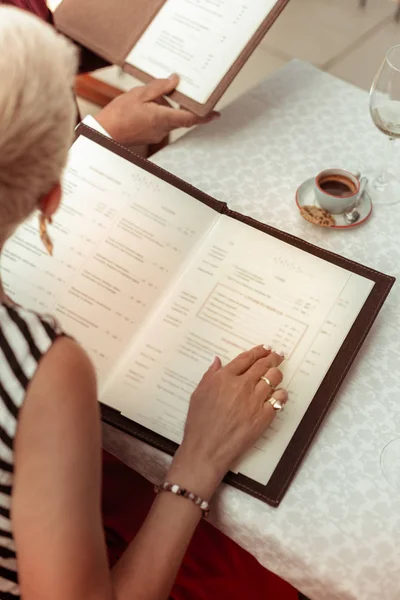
[{"x1": 314, "y1": 169, "x2": 360, "y2": 214}]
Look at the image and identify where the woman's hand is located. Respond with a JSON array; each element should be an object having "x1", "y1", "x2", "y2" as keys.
[
  {"x1": 95, "y1": 74, "x2": 219, "y2": 145},
  {"x1": 14, "y1": 340, "x2": 285, "y2": 600},
  {"x1": 168, "y1": 345, "x2": 288, "y2": 498}
]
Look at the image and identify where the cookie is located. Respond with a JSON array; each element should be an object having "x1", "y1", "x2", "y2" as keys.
[{"x1": 300, "y1": 205, "x2": 335, "y2": 228}]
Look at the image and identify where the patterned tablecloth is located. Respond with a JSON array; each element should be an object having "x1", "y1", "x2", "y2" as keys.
[{"x1": 103, "y1": 60, "x2": 400, "y2": 600}]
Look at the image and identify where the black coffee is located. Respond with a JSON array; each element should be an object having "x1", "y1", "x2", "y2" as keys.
[{"x1": 319, "y1": 177, "x2": 355, "y2": 198}]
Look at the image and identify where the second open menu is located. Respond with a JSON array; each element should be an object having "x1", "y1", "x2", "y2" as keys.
[{"x1": 126, "y1": 0, "x2": 279, "y2": 104}]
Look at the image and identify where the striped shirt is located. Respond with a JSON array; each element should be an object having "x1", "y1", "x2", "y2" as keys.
[{"x1": 0, "y1": 302, "x2": 61, "y2": 598}]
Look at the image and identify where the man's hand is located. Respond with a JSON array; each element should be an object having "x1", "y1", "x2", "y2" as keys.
[{"x1": 95, "y1": 74, "x2": 219, "y2": 145}]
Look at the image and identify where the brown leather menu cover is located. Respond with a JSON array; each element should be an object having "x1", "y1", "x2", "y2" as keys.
[
  {"x1": 76, "y1": 125, "x2": 395, "y2": 507},
  {"x1": 54, "y1": 0, "x2": 291, "y2": 116}
]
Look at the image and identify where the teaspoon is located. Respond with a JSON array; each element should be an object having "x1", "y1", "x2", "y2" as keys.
[{"x1": 344, "y1": 177, "x2": 368, "y2": 224}]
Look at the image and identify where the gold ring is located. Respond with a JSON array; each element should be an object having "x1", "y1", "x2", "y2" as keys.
[{"x1": 260, "y1": 375, "x2": 275, "y2": 390}]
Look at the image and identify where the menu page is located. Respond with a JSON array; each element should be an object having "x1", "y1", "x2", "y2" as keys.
[
  {"x1": 126, "y1": 0, "x2": 279, "y2": 104},
  {"x1": 1, "y1": 137, "x2": 218, "y2": 387},
  {"x1": 104, "y1": 216, "x2": 374, "y2": 484}
]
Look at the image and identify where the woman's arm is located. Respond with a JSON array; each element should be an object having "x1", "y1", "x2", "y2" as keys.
[
  {"x1": 12, "y1": 337, "x2": 113, "y2": 600},
  {"x1": 13, "y1": 339, "x2": 285, "y2": 600}
]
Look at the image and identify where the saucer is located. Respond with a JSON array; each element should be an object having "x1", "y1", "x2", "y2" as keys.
[{"x1": 296, "y1": 177, "x2": 373, "y2": 229}]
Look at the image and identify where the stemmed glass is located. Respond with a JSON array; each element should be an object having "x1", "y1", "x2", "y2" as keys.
[
  {"x1": 369, "y1": 44, "x2": 400, "y2": 205},
  {"x1": 381, "y1": 436, "x2": 400, "y2": 491},
  {"x1": 370, "y1": 48, "x2": 400, "y2": 489}
]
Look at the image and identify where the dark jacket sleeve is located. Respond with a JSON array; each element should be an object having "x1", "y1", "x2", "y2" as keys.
[{"x1": 1, "y1": 0, "x2": 110, "y2": 73}]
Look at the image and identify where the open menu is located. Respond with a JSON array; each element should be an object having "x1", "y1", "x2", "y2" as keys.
[
  {"x1": 2, "y1": 127, "x2": 394, "y2": 506},
  {"x1": 54, "y1": 0, "x2": 290, "y2": 116}
]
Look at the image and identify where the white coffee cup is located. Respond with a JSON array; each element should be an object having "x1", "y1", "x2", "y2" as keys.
[{"x1": 314, "y1": 169, "x2": 360, "y2": 214}]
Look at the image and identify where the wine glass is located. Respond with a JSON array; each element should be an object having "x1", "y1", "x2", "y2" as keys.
[
  {"x1": 369, "y1": 44, "x2": 400, "y2": 205},
  {"x1": 381, "y1": 437, "x2": 400, "y2": 491}
]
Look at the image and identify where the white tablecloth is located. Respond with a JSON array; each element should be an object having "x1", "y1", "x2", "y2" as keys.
[{"x1": 103, "y1": 60, "x2": 400, "y2": 600}]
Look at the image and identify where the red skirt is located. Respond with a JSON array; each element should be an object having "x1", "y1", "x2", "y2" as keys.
[{"x1": 102, "y1": 451, "x2": 298, "y2": 600}]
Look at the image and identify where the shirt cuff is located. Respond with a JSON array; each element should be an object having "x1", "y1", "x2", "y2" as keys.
[{"x1": 80, "y1": 115, "x2": 112, "y2": 138}]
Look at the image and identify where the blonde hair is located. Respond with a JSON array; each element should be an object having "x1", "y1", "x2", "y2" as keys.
[{"x1": 0, "y1": 6, "x2": 78, "y2": 231}]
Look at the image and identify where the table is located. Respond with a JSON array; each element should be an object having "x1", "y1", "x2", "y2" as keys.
[{"x1": 103, "y1": 60, "x2": 400, "y2": 600}]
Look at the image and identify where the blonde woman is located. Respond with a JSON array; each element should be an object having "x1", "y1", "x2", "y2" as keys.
[{"x1": 0, "y1": 7, "x2": 293, "y2": 600}]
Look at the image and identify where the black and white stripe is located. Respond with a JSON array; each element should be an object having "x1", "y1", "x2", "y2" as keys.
[{"x1": 0, "y1": 302, "x2": 61, "y2": 597}]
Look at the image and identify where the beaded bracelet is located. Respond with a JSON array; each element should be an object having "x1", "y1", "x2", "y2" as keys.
[{"x1": 154, "y1": 481, "x2": 210, "y2": 518}]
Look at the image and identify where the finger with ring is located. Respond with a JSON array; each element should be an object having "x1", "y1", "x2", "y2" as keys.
[
  {"x1": 266, "y1": 388, "x2": 288, "y2": 413},
  {"x1": 255, "y1": 367, "x2": 283, "y2": 401},
  {"x1": 260, "y1": 375, "x2": 275, "y2": 391}
]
